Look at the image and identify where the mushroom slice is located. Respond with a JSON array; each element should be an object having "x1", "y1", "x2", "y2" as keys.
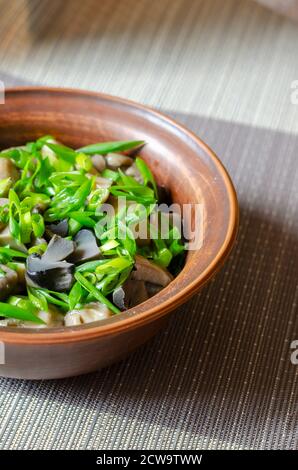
[
  {"x1": 94, "y1": 176, "x2": 113, "y2": 189},
  {"x1": 0, "y1": 226, "x2": 27, "y2": 253},
  {"x1": 26, "y1": 254, "x2": 75, "y2": 292},
  {"x1": 131, "y1": 255, "x2": 173, "y2": 287},
  {"x1": 125, "y1": 163, "x2": 144, "y2": 184},
  {"x1": 68, "y1": 229, "x2": 101, "y2": 264},
  {"x1": 0, "y1": 198, "x2": 9, "y2": 206},
  {"x1": 0, "y1": 158, "x2": 19, "y2": 184},
  {"x1": 0, "y1": 264, "x2": 18, "y2": 300},
  {"x1": 31, "y1": 307, "x2": 64, "y2": 328},
  {"x1": 13, "y1": 263, "x2": 26, "y2": 285},
  {"x1": 45, "y1": 219, "x2": 68, "y2": 239},
  {"x1": 64, "y1": 302, "x2": 112, "y2": 326},
  {"x1": 43, "y1": 235, "x2": 75, "y2": 262},
  {"x1": 91, "y1": 154, "x2": 106, "y2": 173},
  {"x1": 145, "y1": 282, "x2": 163, "y2": 297},
  {"x1": 106, "y1": 153, "x2": 134, "y2": 169},
  {"x1": 113, "y1": 280, "x2": 149, "y2": 310}
]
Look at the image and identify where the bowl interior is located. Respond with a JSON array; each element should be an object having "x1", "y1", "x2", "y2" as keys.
[{"x1": 0, "y1": 88, "x2": 238, "y2": 335}]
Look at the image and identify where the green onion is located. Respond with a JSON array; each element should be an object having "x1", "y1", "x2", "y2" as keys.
[
  {"x1": 0, "y1": 247, "x2": 27, "y2": 259},
  {"x1": 78, "y1": 140, "x2": 145, "y2": 155},
  {"x1": 68, "y1": 282, "x2": 83, "y2": 310},
  {"x1": 0, "y1": 301, "x2": 45, "y2": 324},
  {"x1": 75, "y1": 272, "x2": 120, "y2": 314}
]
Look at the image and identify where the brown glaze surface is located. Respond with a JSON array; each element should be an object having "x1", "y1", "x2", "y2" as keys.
[{"x1": 0, "y1": 88, "x2": 238, "y2": 379}]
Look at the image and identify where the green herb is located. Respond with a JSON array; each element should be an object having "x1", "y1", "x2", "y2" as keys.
[
  {"x1": 75, "y1": 272, "x2": 120, "y2": 314},
  {"x1": 0, "y1": 301, "x2": 44, "y2": 324},
  {"x1": 78, "y1": 140, "x2": 144, "y2": 155}
]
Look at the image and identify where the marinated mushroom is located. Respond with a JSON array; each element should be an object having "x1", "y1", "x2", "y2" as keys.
[
  {"x1": 131, "y1": 255, "x2": 173, "y2": 287},
  {"x1": 106, "y1": 153, "x2": 134, "y2": 169},
  {"x1": 45, "y1": 219, "x2": 68, "y2": 239},
  {"x1": 91, "y1": 154, "x2": 106, "y2": 172},
  {"x1": 0, "y1": 226, "x2": 27, "y2": 253},
  {"x1": 0, "y1": 264, "x2": 18, "y2": 300},
  {"x1": 0, "y1": 158, "x2": 19, "y2": 185},
  {"x1": 68, "y1": 229, "x2": 101, "y2": 264},
  {"x1": 113, "y1": 280, "x2": 149, "y2": 310},
  {"x1": 64, "y1": 302, "x2": 112, "y2": 326},
  {"x1": 43, "y1": 234, "x2": 75, "y2": 262},
  {"x1": 26, "y1": 254, "x2": 75, "y2": 292}
]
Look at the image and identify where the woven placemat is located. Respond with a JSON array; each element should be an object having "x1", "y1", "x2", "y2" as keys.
[
  {"x1": 0, "y1": 80, "x2": 296, "y2": 447},
  {"x1": 0, "y1": 0, "x2": 297, "y2": 449}
]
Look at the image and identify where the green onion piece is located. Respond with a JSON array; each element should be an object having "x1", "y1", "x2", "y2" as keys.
[
  {"x1": 68, "y1": 212, "x2": 96, "y2": 228},
  {"x1": 31, "y1": 213, "x2": 45, "y2": 238},
  {"x1": 135, "y1": 157, "x2": 158, "y2": 197},
  {"x1": 101, "y1": 169, "x2": 120, "y2": 181},
  {"x1": 75, "y1": 260, "x2": 107, "y2": 273},
  {"x1": 100, "y1": 240, "x2": 119, "y2": 252},
  {"x1": 46, "y1": 143, "x2": 77, "y2": 164},
  {"x1": 0, "y1": 247, "x2": 27, "y2": 259},
  {"x1": 68, "y1": 218, "x2": 82, "y2": 236},
  {"x1": 78, "y1": 140, "x2": 145, "y2": 155},
  {"x1": 33, "y1": 289, "x2": 69, "y2": 310},
  {"x1": 0, "y1": 301, "x2": 45, "y2": 324},
  {"x1": 75, "y1": 153, "x2": 92, "y2": 171},
  {"x1": 75, "y1": 272, "x2": 120, "y2": 314},
  {"x1": 68, "y1": 282, "x2": 83, "y2": 310},
  {"x1": 0, "y1": 177, "x2": 12, "y2": 197},
  {"x1": 27, "y1": 287, "x2": 48, "y2": 312}
]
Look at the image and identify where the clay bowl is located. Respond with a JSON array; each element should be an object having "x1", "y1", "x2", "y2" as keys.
[{"x1": 0, "y1": 88, "x2": 238, "y2": 379}]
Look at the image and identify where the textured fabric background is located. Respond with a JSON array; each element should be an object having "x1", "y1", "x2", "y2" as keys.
[{"x1": 0, "y1": 0, "x2": 297, "y2": 450}]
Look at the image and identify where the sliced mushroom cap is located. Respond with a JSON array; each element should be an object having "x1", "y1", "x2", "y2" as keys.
[
  {"x1": 68, "y1": 229, "x2": 102, "y2": 264},
  {"x1": 43, "y1": 235, "x2": 75, "y2": 262},
  {"x1": 91, "y1": 154, "x2": 106, "y2": 173},
  {"x1": 131, "y1": 255, "x2": 173, "y2": 287},
  {"x1": 0, "y1": 226, "x2": 27, "y2": 253},
  {"x1": 64, "y1": 302, "x2": 112, "y2": 326},
  {"x1": 32, "y1": 306, "x2": 64, "y2": 328},
  {"x1": 145, "y1": 282, "x2": 163, "y2": 297},
  {"x1": 13, "y1": 263, "x2": 26, "y2": 285},
  {"x1": 125, "y1": 163, "x2": 144, "y2": 184},
  {"x1": 94, "y1": 176, "x2": 113, "y2": 189},
  {"x1": 113, "y1": 280, "x2": 149, "y2": 310},
  {"x1": 106, "y1": 153, "x2": 134, "y2": 169},
  {"x1": 0, "y1": 158, "x2": 19, "y2": 184},
  {"x1": 0, "y1": 264, "x2": 18, "y2": 300},
  {"x1": 45, "y1": 219, "x2": 68, "y2": 239},
  {"x1": 26, "y1": 254, "x2": 75, "y2": 292},
  {"x1": 0, "y1": 198, "x2": 8, "y2": 206}
]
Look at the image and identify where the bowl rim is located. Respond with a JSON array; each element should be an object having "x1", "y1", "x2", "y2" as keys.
[{"x1": 0, "y1": 87, "x2": 239, "y2": 344}]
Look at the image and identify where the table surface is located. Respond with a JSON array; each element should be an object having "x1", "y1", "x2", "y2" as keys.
[{"x1": 0, "y1": 0, "x2": 297, "y2": 450}]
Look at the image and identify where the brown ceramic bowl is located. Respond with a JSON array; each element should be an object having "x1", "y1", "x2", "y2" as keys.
[{"x1": 0, "y1": 88, "x2": 238, "y2": 379}]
